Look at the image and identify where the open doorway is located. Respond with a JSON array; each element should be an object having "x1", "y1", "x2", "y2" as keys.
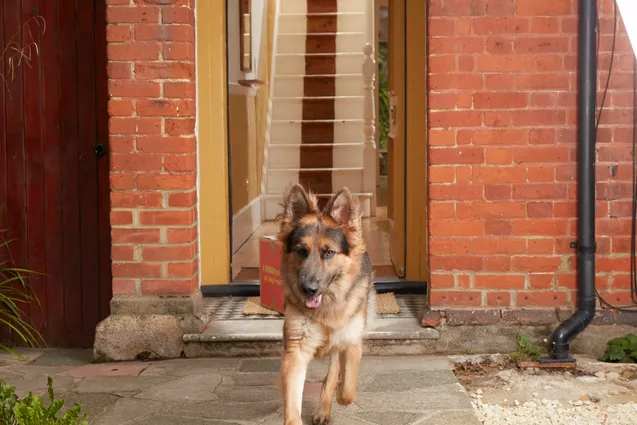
[{"x1": 227, "y1": 0, "x2": 411, "y2": 282}]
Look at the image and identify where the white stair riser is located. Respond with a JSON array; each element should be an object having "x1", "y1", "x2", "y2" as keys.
[
  {"x1": 279, "y1": 1, "x2": 365, "y2": 14},
  {"x1": 267, "y1": 170, "x2": 364, "y2": 194},
  {"x1": 268, "y1": 145, "x2": 364, "y2": 169},
  {"x1": 275, "y1": 54, "x2": 364, "y2": 76},
  {"x1": 279, "y1": 0, "x2": 306, "y2": 14},
  {"x1": 270, "y1": 120, "x2": 363, "y2": 144},
  {"x1": 277, "y1": 33, "x2": 366, "y2": 54},
  {"x1": 278, "y1": 15, "x2": 307, "y2": 35},
  {"x1": 273, "y1": 75, "x2": 364, "y2": 97},
  {"x1": 272, "y1": 97, "x2": 364, "y2": 121},
  {"x1": 278, "y1": 13, "x2": 365, "y2": 34},
  {"x1": 263, "y1": 195, "x2": 371, "y2": 220}
]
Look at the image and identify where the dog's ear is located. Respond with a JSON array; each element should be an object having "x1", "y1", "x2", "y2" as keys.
[
  {"x1": 280, "y1": 184, "x2": 318, "y2": 224},
  {"x1": 323, "y1": 187, "x2": 361, "y2": 229}
]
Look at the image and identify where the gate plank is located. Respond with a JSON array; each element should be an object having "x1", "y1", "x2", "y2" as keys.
[
  {"x1": 41, "y1": 0, "x2": 64, "y2": 345},
  {"x1": 77, "y1": 0, "x2": 100, "y2": 347},
  {"x1": 21, "y1": 0, "x2": 47, "y2": 341},
  {"x1": 58, "y1": 0, "x2": 83, "y2": 348}
]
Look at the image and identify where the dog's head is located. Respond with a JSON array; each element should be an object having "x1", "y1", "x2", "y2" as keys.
[{"x1": 276, "y1": 184, "x2": 365, "y2": 310}]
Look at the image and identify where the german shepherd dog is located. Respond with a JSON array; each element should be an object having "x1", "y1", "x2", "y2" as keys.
[{"x1": 276, "y1": 184, "x2": 375, "y2": 425}]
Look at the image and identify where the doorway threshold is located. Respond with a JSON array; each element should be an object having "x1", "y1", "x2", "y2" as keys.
[{"x1": 201, "y1": 278, "x2": 428, "y2": 297}]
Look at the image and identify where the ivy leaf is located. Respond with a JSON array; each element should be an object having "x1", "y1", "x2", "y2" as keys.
[
  {"x1": 625, "y1": 334, "x2": 637, "y2": 345},
  {"x1": 607, "y1": 344, "x2": 626, "y2": 361},
  {"x1": 518, "y1": 334, "x2": 529, "y2": 349},
  {"x1": 609, "y1": 337, "x2": 630, "y2": 351},
  {"x1": 625, "y1": 334, "x2": 637, "y2": 351}
]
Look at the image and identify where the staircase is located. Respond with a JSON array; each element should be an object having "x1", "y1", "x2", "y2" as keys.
[{"x1": 261, "y1": 0, "x2": 377, "y2": 219}]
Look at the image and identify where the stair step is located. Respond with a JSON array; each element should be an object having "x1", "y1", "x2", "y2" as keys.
[
  {"x1": 270, "y1": 119, "x2": 363, "y2": 144},
  {"x1": 279, "y1": 12, "x2": 365, "y2": 35},
  {"x1": 269, "y1": 167, "x2": 363, "y2": 172},
  {"x1": 268, "y1": 142, "x2": 364, "y2": 146},
  {"x1": 271, "y1": 97, "x2": 364, "y2": 121},
  {"x1": 280, "y1": 0, "x2": 365, "y2": 14},
  {"x1": 277, "y1": 32, "x2": 365, "y2": 55},
  {"x1": 274, "y1": 74, "x2": 363, "y2": 97},
  {"x1": 268, "y1": 143, "x2": 364, "y2": 169},
  {"x1": 262, "y1": 192, "x2": 373, "y2": 199},
  {"x1": 275, "y1": 53, "x2": 364, "y2": 76},
  {"x1": 266, "y1": 168, "x2": 364, "y2": 195},
  {"x1": 273, "y1": 95, "x2": 364, "y2": 100},
  {"x1": 261, "y1": 192, "x2": 373, "y2": 219},
  {"x1": 183, "y1": 317, "x2": 437, "y2": 358}
]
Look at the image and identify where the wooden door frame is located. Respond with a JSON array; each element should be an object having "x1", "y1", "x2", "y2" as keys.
[
  {"x1": 197, "y1": 0, "x2": 428, "y2": 285},
  {"x1": 404, "y1": 0, "x2": 428, "y2": 281}
]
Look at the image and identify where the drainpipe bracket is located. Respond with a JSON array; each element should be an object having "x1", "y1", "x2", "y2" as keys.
[{"x1": 569, "y1": 241, "x2": 597, "y2": 253}]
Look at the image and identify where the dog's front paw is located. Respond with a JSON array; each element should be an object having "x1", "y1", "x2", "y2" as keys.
[
  {"x1": 336, "y1": 385, "x2": 356, "y2": 406},
  {"x1": 312, "y1": 408, "x2": 332, "y2": 425}
]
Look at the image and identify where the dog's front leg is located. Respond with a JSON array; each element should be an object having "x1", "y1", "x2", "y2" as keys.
[
  {"x1": 312, "y1": 353, "x2": 340, "y2": 425},
  {"x1": 337, "y1": 340, "x2": 362, "y2": 406},
  {"x1": 281, "y1": 345, "x2": 311, "y2": 425}
]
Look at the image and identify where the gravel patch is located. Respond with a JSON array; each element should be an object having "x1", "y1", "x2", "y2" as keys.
[
  {"x1": 454, "y1": 358, "x2": 637, "y2": 425},
  {"x1": 472, "y1": 392, "x2": 637, "y2": 425}
]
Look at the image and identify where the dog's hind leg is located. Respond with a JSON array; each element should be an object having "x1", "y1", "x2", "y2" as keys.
[
  {"x1": 312, "y1": 354, "x2": 340, "y2": 425},
  {"x1": 337, "y1": 340, "x2": 363, "y2": 406},
  {"x1": 281, "y1": 346, "x2": 311, "y2": 425}
]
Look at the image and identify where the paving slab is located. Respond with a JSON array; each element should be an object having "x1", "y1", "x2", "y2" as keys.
[
  {"x1": 0, "y1": 350, "x2": 479, "y2": 425},
  {"x1": 55, "y1": 392, "x2": 120, "y2": 423},
  {"x1": 77, "y1": 376, "x2": 169, "y2": 394},
  {"x1": 135, "y1": 373, "x2": 222, "y2": 403},
  {"x1": 94, "y1": 398, "x2": 167, "y2": 425},
  {"x1": 29, "y1": 349, "x2": 93, "y2": 366},
  {"x1": 69, "y1": 362, "x2": 149, "y2": 377}
]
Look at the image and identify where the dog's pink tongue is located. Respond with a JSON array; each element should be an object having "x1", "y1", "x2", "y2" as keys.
[{"x1": 305, "y1": 294, "x2": 323, "y2": 309}]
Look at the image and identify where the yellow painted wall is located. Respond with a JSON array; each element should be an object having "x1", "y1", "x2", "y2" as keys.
[{"x1": 197, "y1": 0, "x2": 230, "y2": 285}]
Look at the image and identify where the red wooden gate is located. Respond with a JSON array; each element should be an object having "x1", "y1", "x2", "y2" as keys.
[{"x1": 0, "y1": 0, "x2": 111, "y2": 348}]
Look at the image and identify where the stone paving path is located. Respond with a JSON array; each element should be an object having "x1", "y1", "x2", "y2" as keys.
[{"x1": 0, "y1": 349, "x2": 479, "y2": 425}]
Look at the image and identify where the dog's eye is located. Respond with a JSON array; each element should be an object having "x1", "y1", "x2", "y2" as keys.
[
  {"x1": 323, "y1": 249, "x2": 336, "y2": 259},
  {"x1": 296, "y1": 248, "x2": 308, "y2": 259}
]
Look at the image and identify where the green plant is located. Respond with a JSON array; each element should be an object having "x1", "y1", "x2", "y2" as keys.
[
  {"x1": 509, "y1": 334, "x2": 543, "y2": 363},
  {"x1": 377, "y1": 42, "x2": 389, "y2": 153},
  {"x1": 0, "y1": 227, "x2": 45, "y2": 359},
  {"x1": 600, "y1": 333, "x2": 637, "y2": 363},
  {"x1": 376, "y1": 43, "x2": 389, "y2": 148},
  {"x1": 0, "y1": 377, "x2": 88, "y2": 425}
]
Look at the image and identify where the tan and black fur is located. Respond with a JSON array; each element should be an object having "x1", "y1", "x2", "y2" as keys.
[{"x1": 276, "y1": 184, "x2": 375, "y2": 425}]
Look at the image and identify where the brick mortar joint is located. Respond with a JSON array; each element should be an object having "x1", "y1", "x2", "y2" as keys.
[{"x1": 422, "y1": 307, "x2": 637, "y2": 327}]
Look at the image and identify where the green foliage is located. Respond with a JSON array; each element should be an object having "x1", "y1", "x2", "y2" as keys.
[
  {"x1": 600, "y1": 333, "x2": 637, "y2": 363},
  {"x1": 0, "y1": 377, "x2": 88, "y2": 425},
  {"x1": 377, "y1": 42, "x2": 389, "y2": 153},
  {"x1": 0, "y1": 226, "x2": 45, "y2": 359},
  {"x1": 510, "y1": 333, "x2": 543, "y2": 362}
]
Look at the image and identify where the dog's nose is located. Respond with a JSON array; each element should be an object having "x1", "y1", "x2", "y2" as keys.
[{"x1": 300, "y1": 277, "x2": 319, "y2": 296}]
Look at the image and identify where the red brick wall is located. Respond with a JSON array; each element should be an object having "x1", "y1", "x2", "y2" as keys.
[
  {"x1": 106, "y1": 0, "x2": 199, "y2": 297},
  {"x1": 427, "y1": 0, "x2": 636, "y2": 309}
]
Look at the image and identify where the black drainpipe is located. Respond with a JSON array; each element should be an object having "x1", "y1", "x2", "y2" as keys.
[{"x1": 544, "y1": 0, "x2": 598, "y2": 362}]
